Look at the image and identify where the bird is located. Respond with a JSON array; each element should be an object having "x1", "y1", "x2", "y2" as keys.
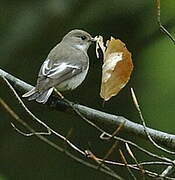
[{"x1": 22, "y1": 29, "x2": 95, "y2": 104}]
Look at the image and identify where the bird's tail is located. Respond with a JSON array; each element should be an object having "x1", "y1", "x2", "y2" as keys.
[{"x1": 22, "y1": 87, "x2": 54, "y2": 104}]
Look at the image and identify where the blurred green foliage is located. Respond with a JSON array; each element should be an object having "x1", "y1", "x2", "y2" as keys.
[
  {"x1": 0, "y1": 175, "x2": 6, "y2": 180},
  {"x1": 1, "y1": 0, "x2": 175, "y2": 179}
]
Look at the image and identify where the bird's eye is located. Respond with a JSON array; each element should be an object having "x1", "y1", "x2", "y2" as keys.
[{"x1": 80, "y1": 36, "x2": 87, "y2": 40}]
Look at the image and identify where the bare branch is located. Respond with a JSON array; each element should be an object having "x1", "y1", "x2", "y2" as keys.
[
  {"x1": 1, "y1": 97, "x2": 174, "y2": 179},
  {"x1": 119, "y1": 149, "x2": 137, "y2": 180},
  {"x1": 0, "y1": 98, "x2": 123, "y2": 179},
  {"x1": 85, "y1": 150, "x2": 123, "y2": 180},
  {"x1": 125, "y1": 143, "x2": 145, "y2": 179},
  {"x1": 155, "y1": 0, "x2": 175, "y2": 44},
  {"x1": 1, "y1": 68, "x2": 175, "y2": 151},
  {"x1": 131, "y1": 87, "x2": 175, "y2": 155},
  {"x1": 1, "y1": 76, "x2": 86, "y2": 156},
  {"x1": 159, "y1": 160, "x2": 175, "y2": 180}
]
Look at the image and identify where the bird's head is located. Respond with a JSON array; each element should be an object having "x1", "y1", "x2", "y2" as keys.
[{"x1": 62, "y1": 29, "x2": 95, "y2": 51}]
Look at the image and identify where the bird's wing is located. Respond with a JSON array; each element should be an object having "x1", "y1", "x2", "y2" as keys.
[
  {"x1": 39, "y1": 58, "x2": 84, "y2": 78},
  {"x1": 36, "y1": 58, "x2": 86, "y2": 91}
]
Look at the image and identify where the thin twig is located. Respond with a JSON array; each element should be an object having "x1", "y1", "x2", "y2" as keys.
[
  {"x1": 69, "y1": 103, "x2": 174, "y2": 165},
  {"x1": 2, "y1": 78, "x2": 123, "y2": 179},
  {"x1": 102, "y1": 141, "x2": 118, "y2": 162},
  {"x1": 0, "y1": 98, "x2": 121, "y2": 179},
  {"x1": 159, "y1": 160, "x2": 175, "y2": 180},
  {"x1": 1, "y1": 70, "x2": 175, "y2": 179},
  {"x1": 98, "y1": 124, "x2": 125, "y2": 169},
  {"x1": 99, "y1": 158, "x2": 174, "y2": 179},
  {"x1": 63, "y1": 128, "x2": 74, "y2": 152},
  {"x1": 70, "y1": 102, "x2": 173, "y2": 166},
  {"x1": 85, "y1": 150, "x2": 124, "y2": 180},
  {"x1": 101, "y1": 132, "x2": 173, "y2": 165},
  {"x1": 102, "y1": 160, "x2": 171, "y2": 168},
  {"x1": 1, "y1": 97, "x2": 174, "y2": 179},
  {"x1": 100, "y1": 121, "x2": 125, "y2": 140},
  {"x1": 125, "y1": 143, "x2": 145, "y2": 180},
  {"x1": 155, "y1": 0, "x2": 175, "y2": 44},
  {"x1": 131, "y1": 88, "x2": 175, "y2": 155},
  {"x1": 119, "y1": 149, "x2": 137, "y2": 180},
  {"x1": 1, "y1": 68, "x2": 175, "y2": 151},
  {"x1": 57, "y1": 96, "x2": 175, "y2": 179},
  {"x1": 2, "y1": 75, "x2": 175, "y2": 164},
  {"x1": 2, "y1": 76, "x2": 52, "y2": 135},
  {"x1": 98, "y1": 140, "x2": 118, "y2": 170},
  {"x1": 2, "y1": 76, "x2": 85, "y2": 156},
  {"x1": 11, "y1": 122, "x2": 50, "y2": 136}
]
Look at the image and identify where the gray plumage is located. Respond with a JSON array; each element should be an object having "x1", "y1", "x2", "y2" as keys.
[{"x1": 22, "y1": 29, "x2": 94, "y2": 103}]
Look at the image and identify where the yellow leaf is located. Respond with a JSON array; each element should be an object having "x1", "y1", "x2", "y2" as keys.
[{"x1": 99, "y1": 37, "x2": 133, "y2": 101}]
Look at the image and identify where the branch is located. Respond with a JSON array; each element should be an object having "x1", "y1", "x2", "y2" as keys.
[
  {"x1": 155, "y1": 0, "x2": 175, "y2": 44},
  {"x1": 160, "y1": 160, "x2": 175, "y2": 180},
  {"x1": 1, "y1": 68, "x2": 175, "y2": 151},
  {"x1": 0, "y1": 98, "x2": 122, "y2": 180}
]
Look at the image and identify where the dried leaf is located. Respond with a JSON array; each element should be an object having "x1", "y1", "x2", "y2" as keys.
[
  {"x1": 94, "y1": 35, "x2": 106, "y2": 58},
  {"x1": 99, "y1": 37, "x2": 133, "y2": 101}
]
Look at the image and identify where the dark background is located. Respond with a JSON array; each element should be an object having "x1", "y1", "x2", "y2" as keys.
[{"x1": 1, "y1": 0, "x2": 175, "y2": 179}]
